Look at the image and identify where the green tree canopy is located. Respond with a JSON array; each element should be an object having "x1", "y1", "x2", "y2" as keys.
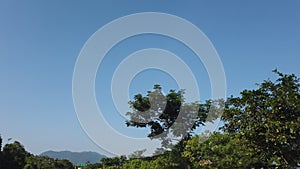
[
  {"x1": 2, "y1": 141, "x2": 26, "y2": 169},
  {"x1": 123, "y1": 158, "x2": 150, "y2": 169},
  {"x1": 0, "y1": 136, "x2": 73, "y2": 169},
  {"x1": 183, "y1": 133, "x2": 260, "y2": 168},
  {"x1": 24, "y1": 154, "x2": 74, "y2": 169},
  {"x1": 222, "y1": 70, "x2": 300, "y2": 167},
  {"x1": 126, "y1": 84, "x2": 222, "y2": 150},
  {"x1": 100, "y1": 157, "x2": 120, "y2": 169}
]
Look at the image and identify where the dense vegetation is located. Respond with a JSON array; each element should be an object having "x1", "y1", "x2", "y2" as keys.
[
  {"x1": 0, "y1": 137, "x2": 73, "y2": 169},
  {"x1": 119, "y1": 70, "x2": 299, "y2": 168},
  {"x1": 1, "y1": 70, "x2": 299, "y2": 169}
]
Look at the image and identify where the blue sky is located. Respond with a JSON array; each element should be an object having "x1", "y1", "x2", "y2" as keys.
[{"x1": 1, "y1": 1, "x2": 300, "y2": 157}]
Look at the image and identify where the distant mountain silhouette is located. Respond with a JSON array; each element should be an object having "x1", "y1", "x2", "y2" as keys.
[{"x1": 40, "y1": 150, "x2": 106, "y2": 164}]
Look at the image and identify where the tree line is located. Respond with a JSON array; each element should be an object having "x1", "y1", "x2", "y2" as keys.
[
  {"x1": 0, "y1": 137, "x2": 74, "y2": 169},
  {"x1": 98, "y1": 70, "x2": 299, "y2": 169},
  {"x1": 1, "y1": 70, "x2": 299, "y2": 169}
]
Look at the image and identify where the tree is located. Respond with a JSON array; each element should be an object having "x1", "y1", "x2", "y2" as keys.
[
  {"x1": 2, "y1": 141, "x2": 26, "y2": 169},
  {"x1": 0, "y1": 137, "x2": 73, "y2": 169},
  {"x1": 124, "y1": 150, "x2": 188, "y2": 169},
  {"x1": 183, "y1": 133, "x2": 260, "y2": 168},
  {"x1": 23, "y1": 155, "x2": 39, "y2": 169},
  {"x1": 85, "y1": 163, "x2": 102, "y2": 169},
  {"x1": 149, "y1": 150, "x2": 188, "y2": 169},
  {"x1": 24, "y1": 154, "x2": 73, "y2": 169},
  {"x1": 101, "y1": 157, "x2": 120, "y2": 169},
  {"x1": 222, "y1": 70, "x2": 300, "y2": 167},
  {"x1": 126, "y1": 85, "x2": 222, "y2": 150},
  {"x1": 54, "y1": 159, "x2": 73, "y2": 169},
  {"x1": 123, "y1": 158, "x2": 150, "y2": 169}
]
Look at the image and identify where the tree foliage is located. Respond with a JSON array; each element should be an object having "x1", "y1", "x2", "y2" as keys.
[
  {"x1": 183, "y1": 132, "x2": 261, "y2": 168},
  {"x1": 2, "y1": 141, "x2": 27, "y2": 169},
  {"x1": 124, "y1": 70, "x2": 300, "y2": 168},
  {"x1": 84, "y1": 162, "x2": 102, "y2": 169},
  {"x1": 24, "y1": 155, "x2": 73, "y2": 169},
  {"x1": 123, "y1": 151, "x2": 188, "y2": 169},
  {"x1": 100, "y1": 157, "x2": 121, "y2": 169},
  {"x1": 222, "y1": 70, "x2": 300, "y2": 167},
  {"x1": 126, "y1": 84, "x2": 222, "y2": 150},
  {"x1": 0, "y1": 137, "x2": 73, "y2": 169},
  {"x1": 123, "y1": 158, "x2": 150, "y2": 169}
]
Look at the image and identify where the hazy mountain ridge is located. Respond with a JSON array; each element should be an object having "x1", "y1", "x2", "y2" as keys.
[{"x1": 40, "y1": 150, "x2": 106, "y2": 164}]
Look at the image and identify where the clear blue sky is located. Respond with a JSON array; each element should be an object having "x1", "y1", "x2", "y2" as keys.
[{"x1": 1, "y1": 0, "x2": 300, "y2": 156}]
